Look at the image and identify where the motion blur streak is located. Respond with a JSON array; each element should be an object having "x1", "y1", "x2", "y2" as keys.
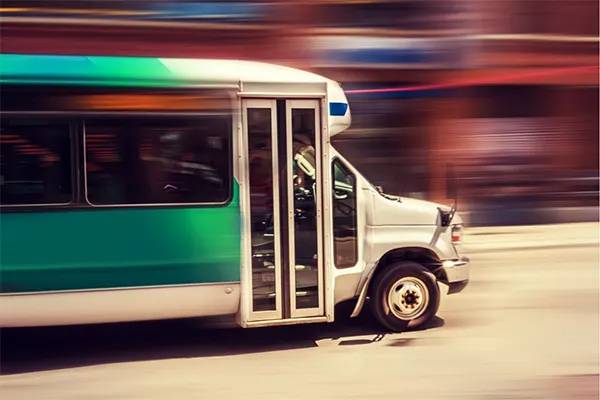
[
  {"x1": 344, "y1": 65, "x2": 600, "y2": 94},
  {"x1": 0, "y1": 2, "x2": 597, "y2": 221},
  {"x1": 0, "y1": 1, "x2": 598, "y2": 399}
]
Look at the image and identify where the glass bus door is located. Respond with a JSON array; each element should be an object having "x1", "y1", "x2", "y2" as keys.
[{"x1": 242, "y1": 99, "x2": 325, "y2": 324}]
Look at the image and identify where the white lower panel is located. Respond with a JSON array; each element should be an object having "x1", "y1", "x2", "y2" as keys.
[{"x1": 0, "y1": 283, "x2": 240, "y2": 328}]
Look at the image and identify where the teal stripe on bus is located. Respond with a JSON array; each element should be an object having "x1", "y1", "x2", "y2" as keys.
[
  {"x1": 0, "y1": 183, "x2": 242, "y2": 294},
  {"x1": 0, "y1": 54, "x2": 183, "y2": 87}
]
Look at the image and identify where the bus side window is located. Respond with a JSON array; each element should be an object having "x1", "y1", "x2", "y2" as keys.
[
  {"x1": 0, "y1": 117, "x2": 73, "y2": 207},
  {"x1": 331, "y1": 159, "x2": 358, "y2": 269},
  {"x1": 83, "y1": 116, "x2": 232, "y2": 206}
]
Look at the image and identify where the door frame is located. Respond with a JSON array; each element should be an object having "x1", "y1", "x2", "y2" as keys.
[
  {"x1": 240, "y1": 99, "x2": 282, "y2": 322},
  {"x1": 239, "y1": 97, "x2": 330, "y2": 326},
  {"x1": 286, "y1": 99, "x2": 325, "y2": 318}
]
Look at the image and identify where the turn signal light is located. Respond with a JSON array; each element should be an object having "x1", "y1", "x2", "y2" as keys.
[{"x1": 451, "y1": 224, "x2": 463, "y2": 245}]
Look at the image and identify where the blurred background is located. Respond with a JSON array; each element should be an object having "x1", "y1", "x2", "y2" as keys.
[{"x1": 2, "y1": 0, "x2": 598, "y2": 226}]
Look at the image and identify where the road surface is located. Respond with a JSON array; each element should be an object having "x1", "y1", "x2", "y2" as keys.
[{"x1": 1, "y1": 224, "x2": 598, "y2": 399}]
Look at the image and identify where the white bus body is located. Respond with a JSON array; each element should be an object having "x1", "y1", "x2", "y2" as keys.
[{"x1": 0, "y1": 56, "x2": 469, "y2": 331}]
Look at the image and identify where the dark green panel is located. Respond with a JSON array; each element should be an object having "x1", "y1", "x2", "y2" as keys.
[{"x1": 0, "y1": 184, "x2": 241, "y2": 294}]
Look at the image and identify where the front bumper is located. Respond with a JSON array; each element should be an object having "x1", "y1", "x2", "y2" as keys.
[{"x1": 440, "y1": 256, "x2": 470, "y2": 294}]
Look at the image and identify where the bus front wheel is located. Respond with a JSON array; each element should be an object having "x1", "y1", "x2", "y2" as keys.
[{"x1": 370, "y1": 261, "x2": 440, "y2": 332}]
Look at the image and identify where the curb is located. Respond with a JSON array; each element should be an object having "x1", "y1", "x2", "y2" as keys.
[
  {"x1": 465, "y1": 241, "x2": 599, "y2": 254},
  {"x1": 462, "y1": 222, "x2": 599, "y2": 253},
  {"x1": 461, "y1": 207, "x2": 599, "y2": 227}
]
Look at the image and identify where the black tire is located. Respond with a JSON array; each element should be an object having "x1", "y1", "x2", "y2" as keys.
[{"x1": 370, "y1": 261, "x2": 440, "y2": 332}]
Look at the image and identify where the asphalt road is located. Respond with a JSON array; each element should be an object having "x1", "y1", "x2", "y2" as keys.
[{"x1": 1, "y1": 234, "x2": 598, "y2": 399}]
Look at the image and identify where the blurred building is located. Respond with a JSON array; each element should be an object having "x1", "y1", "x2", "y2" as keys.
[
  {"x1": 301, "y1": 0, "x2": 599, "y2": 225},
  {"x1": 429, "y1": 0, "x2": 600, "y2": 225},
  {"x1": 1, "y1": 0, "x2": 598, "y2": 225},
  {"x1": 0, "y1": 0, "x2": 317, "y2": 65},
  {"x1": 294, "y1": 1, "x2": 599, "y2": 218}
]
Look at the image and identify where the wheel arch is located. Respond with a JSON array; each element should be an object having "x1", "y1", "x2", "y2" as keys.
[
  {"x1": 371, "y1": 247, "x2": 446, "y2": 289},
  {"x1": 350, "y1": 246, "x2": 445, "y2": 318}
]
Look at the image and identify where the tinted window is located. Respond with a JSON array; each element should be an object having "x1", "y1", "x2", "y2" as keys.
[
  {"x1": 85, "y1": 116, "x2": 231, "y2": 205},
  {"x1": 0, "y1": 118, "x2": 73, "y2": 206},
  {"x1": 1, "y1": 85, "x2": 230, "y2": 114},
  {"x1": 331, "y1": 159, "x2": 358, "y2": 268}
]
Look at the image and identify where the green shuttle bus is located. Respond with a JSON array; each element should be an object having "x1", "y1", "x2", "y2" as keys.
[{"x1": 0, "y1": 54, "x2": 469, "y2": 332}]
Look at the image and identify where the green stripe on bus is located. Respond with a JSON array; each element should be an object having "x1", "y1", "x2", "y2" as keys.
[
  {"x1": 0, "y1": 183, "x2": 242, "y2": 294},
  {"x1": 0, "y1": 54, "x2": 183, "y2": 87}
]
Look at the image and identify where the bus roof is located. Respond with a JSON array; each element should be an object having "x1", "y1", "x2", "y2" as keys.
[
  {"x1": 0, "y1": 53, "x2": 352, "y2": 137},
  {"x1": 0, "y1": 53, "x2": 331, "y2": 87}
]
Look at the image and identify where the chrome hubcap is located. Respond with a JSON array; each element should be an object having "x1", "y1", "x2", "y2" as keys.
[{"x1": 387, "y1": 277, "x2": 429, "y2": 321}]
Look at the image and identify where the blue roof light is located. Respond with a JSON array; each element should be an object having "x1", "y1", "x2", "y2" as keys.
[{"x1": 329, "y1": 102, "x2": 348, "y2": 116}]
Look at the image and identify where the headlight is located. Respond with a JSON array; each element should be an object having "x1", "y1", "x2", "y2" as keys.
[{"x1": 451, "y1": 224, "x2": 463, "y2": 245}]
